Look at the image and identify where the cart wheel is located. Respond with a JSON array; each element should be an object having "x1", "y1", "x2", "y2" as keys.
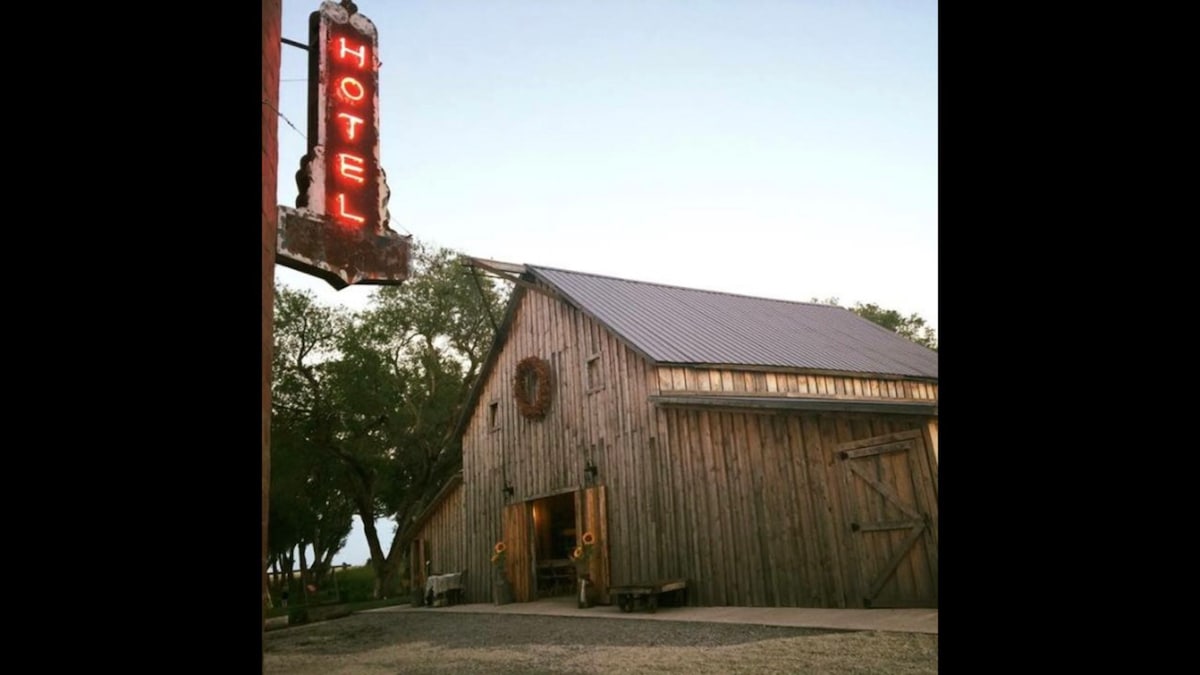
[
  {"x1": 620, "y1": 595, "x2": 633, "y2": 613},
  {"x1": 648, "y1": 595, "x2": 658, "y2": 613}
]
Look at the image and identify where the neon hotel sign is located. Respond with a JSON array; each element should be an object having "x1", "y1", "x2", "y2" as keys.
[{"x1": 303, "y1": 1, "x2": 384, "y2": 234}]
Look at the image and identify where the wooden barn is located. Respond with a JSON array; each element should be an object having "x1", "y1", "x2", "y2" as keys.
[
  {"x1": 431, "y1": 260, "x2": 937, "y2": 609},
  {"x1": 406, "y1": 473, "x2": 466, "y2": 596}
]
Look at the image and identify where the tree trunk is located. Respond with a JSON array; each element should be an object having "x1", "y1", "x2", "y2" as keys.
[
  {"x1": 375, "y1": 561, "x2": 400, "y2": 600},
  {"x1": 380, "y1": 520, "x2": 411, "y2": 598},
  {"x1": 279, "y1": 552, "x2": 295, "y2": 595},
  {"x1": 298, "y1": 545, "x2": 310, "y2": 599},
  {"x1": 314, "y1": 544, "x2": 336, "y2": 586},
  {"x1": 357, "y1": 500, "x2": 395, "y2": 599}
]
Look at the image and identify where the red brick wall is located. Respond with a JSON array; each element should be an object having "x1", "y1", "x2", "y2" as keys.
[{"x1": 262, "y1": 0, "x2": 281, "y2": 659}]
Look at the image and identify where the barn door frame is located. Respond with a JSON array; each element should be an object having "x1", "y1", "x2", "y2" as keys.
[
  {"x1": 410, "y1": 538, "x2": 429, "y2": 591},
  {"x1": 575, "y1": 485, "x2": 610, "y2": 604},
  {"x1": 502, "y1": 486, "x2": 611, "y2": 604}
]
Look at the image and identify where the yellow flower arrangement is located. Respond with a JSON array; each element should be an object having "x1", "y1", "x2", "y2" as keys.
[
  {"x1": 571, "y1": 531, "x2": 597, "y2": 573},
  {"x1": 490, "y1": 541, "x2": 507, "y2": 568}
]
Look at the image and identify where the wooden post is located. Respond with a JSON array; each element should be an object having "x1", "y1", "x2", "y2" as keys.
[{"x1": 262, "y1": 0, "x2": 282, "y2": 670}]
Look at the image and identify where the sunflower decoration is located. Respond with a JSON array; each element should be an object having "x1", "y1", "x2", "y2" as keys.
[
  {"x1": 570, "y1": 531, "x2": 597, "y2": 574},
  {"x1": 490, "y1": 541, "x2": 507, "y2": 569}
]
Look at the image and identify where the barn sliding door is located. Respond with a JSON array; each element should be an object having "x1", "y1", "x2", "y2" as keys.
[
  {"x1": 575, "y1": 485, "x2": 610, "y2": 604},
  {"x1": 502, "y1": 501, "x2": 534, "y2": 602},
  {"x1": 837, "y1": 429, "x2": 938, "y2": 608}
]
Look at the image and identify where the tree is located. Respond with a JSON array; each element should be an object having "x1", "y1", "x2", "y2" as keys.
[
  {"x1": 266, "y1": 437, "x2": 354, "y2": 596},
  {"x1": 813, "y1": 297, "x2": 938, "y2": 351},
  {"x1": 271, "y1": 242, "x2": 506, "y2": 598},
  {"x1": 270, "y1": 289, "x2": 357, "y2": 592},
  {"x1": 334, "y1": 244, "x2": 505, "y2": 596}
]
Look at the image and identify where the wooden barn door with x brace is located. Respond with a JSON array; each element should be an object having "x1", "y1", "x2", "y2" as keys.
[{"x1": 837, "y1": 429, "x2": 938, "y2": 608}]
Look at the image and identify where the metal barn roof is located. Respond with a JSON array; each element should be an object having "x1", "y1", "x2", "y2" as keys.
[{"x1": 528, "y1": 265, "x2": 938, "y2": 380}]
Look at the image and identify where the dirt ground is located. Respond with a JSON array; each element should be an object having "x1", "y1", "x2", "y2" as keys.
[{"x1": 264, "y1": 610, "x2": 938, "y2": 674}]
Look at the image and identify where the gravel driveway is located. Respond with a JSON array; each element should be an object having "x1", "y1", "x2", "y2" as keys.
[{"x1": 264, "y1": 610, "x2": 937, "y2": 674}]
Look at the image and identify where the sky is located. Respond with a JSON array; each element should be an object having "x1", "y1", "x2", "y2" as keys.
[{"x1": 271, "y1": 0, "x2": 937, "y2": 569}]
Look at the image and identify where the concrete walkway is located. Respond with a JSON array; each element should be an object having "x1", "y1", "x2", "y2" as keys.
[{"x1": 367, "y1": 596, "x2": 937, "y2": 635}]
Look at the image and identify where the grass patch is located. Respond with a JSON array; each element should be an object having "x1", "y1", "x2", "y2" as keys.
[
  {"x1": 268, "y1": 597, "x2": 408, "y2": 629},
  {"x1": 342, "y1": 597, "x2": 408, "y2": 613},
  {"x1": 266, "y1": 564, "x2": 415, "y2": 625}
]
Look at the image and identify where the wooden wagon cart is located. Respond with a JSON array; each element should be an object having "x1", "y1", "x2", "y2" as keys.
[{"x1": 609, "y1": 578, "x2": 688, "y2": 613}]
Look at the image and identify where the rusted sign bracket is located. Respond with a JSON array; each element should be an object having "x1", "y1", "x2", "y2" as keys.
[{"x1": 277, "y1": 206, "x2": 411, "y2": 289}]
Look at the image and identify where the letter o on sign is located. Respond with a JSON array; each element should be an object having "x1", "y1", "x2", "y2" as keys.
[{"x1": 338, "y1": 77, "x2": 365, "y2": 102}]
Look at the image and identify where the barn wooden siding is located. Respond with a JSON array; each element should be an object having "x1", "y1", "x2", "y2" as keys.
[
  {"x1": 462, "y1": 285, "x2": 661, "y2": 604},
  {"x1": 656, "y1": 366, "x2": 938, "y2": 402},
  {"x1": 412, "y1": 481, "x2": 467, "y2": 580},
  {"x1": 463, "y1": 283, "x2": 939, "y2": 607}
]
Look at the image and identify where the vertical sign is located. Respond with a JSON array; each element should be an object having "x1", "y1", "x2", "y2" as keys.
[
  {"x1": 325, "y1": 19, "x2": 378, "y2": 229},
  {"x1": 278, "y1": 0, "x2": 410, "y2": 289},
  {"x1": 305, "y1": 0, "x2": 382, "y2": 231}
]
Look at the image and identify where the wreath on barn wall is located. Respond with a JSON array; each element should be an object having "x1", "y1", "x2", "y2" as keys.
[{"x1": 513, "y1": 356, "x2": 553, "y2": 420}]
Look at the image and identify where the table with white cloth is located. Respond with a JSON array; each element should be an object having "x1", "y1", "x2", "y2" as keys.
[{"x1": 424, "y1": 572, "x2": 465, "y2": 606}]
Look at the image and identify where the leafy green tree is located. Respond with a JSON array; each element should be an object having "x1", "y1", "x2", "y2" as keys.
[
  {"x1": 267, "y1": 421, "x2": 305, "y2": 595},
  {"x1": 278, "y1": 400, "x2": 356, "y2": 591},
  {"x1": 270, "y1": 290, "x2": 357, "y2": 592},
  {"x1": 814, "y1": 297, "x2": 938, "y2": 351},
  {"x1": 331, "y1": 244, "x2": 505, "y2": 596},
  {"x1": 271, "y1": 243, "x2": 506, "y2": 598}
]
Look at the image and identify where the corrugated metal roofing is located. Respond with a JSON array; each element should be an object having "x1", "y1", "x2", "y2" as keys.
[{"x1": 528, "y1": 265, "x2": 938, "y2": 380}]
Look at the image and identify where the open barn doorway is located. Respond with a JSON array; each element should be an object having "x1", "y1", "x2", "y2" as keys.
[{"x1": 531, "y1": 491, "x2": 577, "y2": 597}]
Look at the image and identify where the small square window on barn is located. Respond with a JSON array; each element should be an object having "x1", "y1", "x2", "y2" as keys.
[
  {"x1": 586, "y1": 354, "x2": 604, "y2": 393},
  {"x1": 488, "y1": 401, "x2": 500, "y2": 431}
]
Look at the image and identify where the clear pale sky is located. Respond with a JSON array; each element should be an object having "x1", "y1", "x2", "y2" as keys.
[{"x1": 271, "y1": 0, "x2": 938, "y2": 568}]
